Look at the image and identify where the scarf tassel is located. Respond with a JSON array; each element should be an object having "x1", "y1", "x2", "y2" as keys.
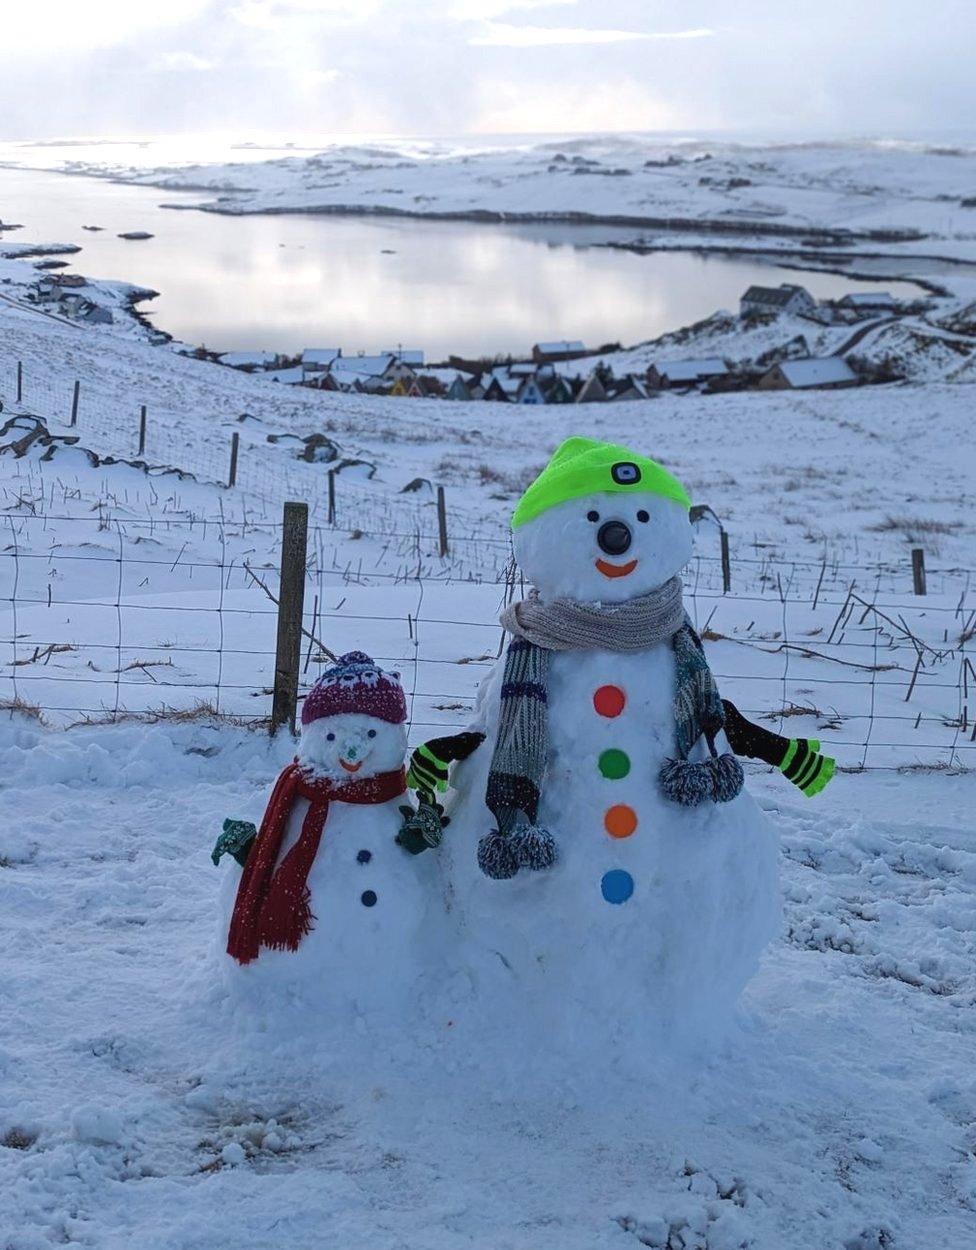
[
  {"x1": 478, "y1": 820, "x2": 558, "y2": 880},
  {"x1": 659, "y1": 752, "x2": 744, "y2": 807}
]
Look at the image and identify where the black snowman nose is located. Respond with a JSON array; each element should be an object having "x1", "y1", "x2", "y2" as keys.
[{"x1": 597, "y1": 520, "x2": 632, "y2": 556}]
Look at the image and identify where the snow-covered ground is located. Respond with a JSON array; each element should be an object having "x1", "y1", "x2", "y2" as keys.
[
  {"x1": 2, "y1": 717, "x2": 974, "y2": 1249},
  {"x1": 1, "y1": 143, "x2": 975, "y2": 1245}
]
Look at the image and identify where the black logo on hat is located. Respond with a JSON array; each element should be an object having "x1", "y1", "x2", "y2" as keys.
[{"x1": 611, "y1": 462, "x2": 641, "y2": 485}]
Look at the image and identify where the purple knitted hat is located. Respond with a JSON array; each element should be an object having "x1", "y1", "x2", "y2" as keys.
[{"x1": 301, "y1": 651, "x2": 406, "y2": 727}]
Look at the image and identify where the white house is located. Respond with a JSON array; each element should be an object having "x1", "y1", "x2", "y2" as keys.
[
  {"x1": 758, "y1": 357, "x2": 858, "y2": 391},
  {"x1": 740, "y1": 283, "x2": 817, "y2": 318}
]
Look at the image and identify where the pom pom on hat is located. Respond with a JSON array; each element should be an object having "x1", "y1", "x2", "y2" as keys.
[{"x1": 301, "y1": 651, "x2": 406, "y2": 726}]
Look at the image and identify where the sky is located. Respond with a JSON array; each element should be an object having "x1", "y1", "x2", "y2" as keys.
[{"x1": 0, "y1": 0, "x2": 973, "y2": 143}]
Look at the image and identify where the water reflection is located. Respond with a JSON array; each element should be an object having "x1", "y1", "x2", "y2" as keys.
[{"x1": 0, "y1": 168, "x2": 923, "y2": 358}]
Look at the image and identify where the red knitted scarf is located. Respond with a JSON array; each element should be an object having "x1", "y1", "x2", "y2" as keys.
[{"x1": 227, "y1": 761, "x2": 406, "y2": 965}]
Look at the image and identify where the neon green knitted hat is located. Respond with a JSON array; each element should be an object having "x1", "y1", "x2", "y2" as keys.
[{"x1": 512, "y1": 437, "x2": 691, "y2": 530}]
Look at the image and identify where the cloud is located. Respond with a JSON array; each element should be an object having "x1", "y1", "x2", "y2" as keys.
[
  {"x1": 469, "y1": 22, "x2": 712, "y2": 47},
  {"x1": 449, "y1": 0, "x2": 573, "y2": 17},
  {"x1": 157, "y1": 51, "x2": 215, "y2": 72}
]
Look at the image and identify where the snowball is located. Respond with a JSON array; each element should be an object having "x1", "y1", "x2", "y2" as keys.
[
  {"x1": 70, "y1": 1105, "x2": 123, "y2": 1145},
  {"x1": 220, "y1": 1141, "x2": 246, "y2": 1166}
]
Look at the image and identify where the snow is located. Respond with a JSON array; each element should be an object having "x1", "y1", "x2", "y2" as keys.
[
  {"x1": 654, "y1": 357, "x2": 729, "y2": 382},
  {"x1": 1, "y1": 714, "x2": 974, "y2": 1247},
  {"x1": 0, "y1": 144, "x2": 975, "y2": 1244},
  {"x1": 840, "y1": 293, "x2": 897, "y2": 308},
  {"x1": 771, "y1": 357, "x2": 857, "y2": 387},
  {"x1": 218, "y1": 351, "x2": 279, "y2": 369},
  {"x1": 301, "y1": 348, "x2": 341, "y2": 368}
]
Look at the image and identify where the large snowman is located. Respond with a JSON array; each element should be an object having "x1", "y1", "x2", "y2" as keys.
[
  {"x1": 215, "y1": 652, "x2": 439, "y2": 1029},
  {"x1": 441, "y1": 438, "x2": 781, "y2": 1048}
]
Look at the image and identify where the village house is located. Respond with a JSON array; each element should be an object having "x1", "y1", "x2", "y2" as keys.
[
  {"x1": 481, "y1": 376, "x2": 511, "y2": 403},
  {"x1": 838, "y1": 291, "x2": 898, "y2": 312},
  {"x1": 647, "y1": 358, "x2": 729, "y2": 389},
  {"x1": 381, "y1": 349, "x2": 425, "y2": 366},
  {"x1": 382, "y1": 357, "x2": 419, "y2": 386},
  {"x1": 516, "y1": 376, "x2": 548, "y2": 404},
  {"x1": 740, "y1": 283, "x2": 817, "y2": 319},
  {"x1": 606, "y1": 374, "x2": 649, "y2": 402},
  {"x1": 543, "y1": 375, "x2": 576, "y2": 404},
  {"x1": 757, "y1": 357, "x2": 858, "y2": 391},
  {"x1": 300, "y1": 348, "x2": 341, "y2": 380},
  {"x1": 444, "y1": 374, "x2": 474, "y2": 401},
  {"x1": 532, "y1": 339, "x2": 587, "y2": 364},
  {"x1": 576, "y1": 371, "x2": 609, "y2": 403}
]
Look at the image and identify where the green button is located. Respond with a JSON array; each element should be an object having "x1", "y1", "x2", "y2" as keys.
[{"x1": 598, "y1": 748, "x2": 630, "y2": 780}]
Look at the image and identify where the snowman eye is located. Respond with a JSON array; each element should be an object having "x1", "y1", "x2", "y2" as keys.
[
  {"x1": 326, "y1": 732, "x2": 335, "y2": 741},
  {"x1": 586, "y1": 510, "x2": 600, "y2": 522},
  {"x1": 637, "y1": 510, "x2": 650, "y2": 523},
  {"x1": 367, "y1": 729, "x2": 376, "y2": 738}
]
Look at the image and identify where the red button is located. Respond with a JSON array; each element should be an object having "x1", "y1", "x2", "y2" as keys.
[{"x1": 593, "y1": 685, "x2": 626, "y2": 718}]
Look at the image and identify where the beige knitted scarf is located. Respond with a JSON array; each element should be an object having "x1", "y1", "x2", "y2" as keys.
[{"x1": 499, "y1": 575, "x2": 685, "y2": 653}]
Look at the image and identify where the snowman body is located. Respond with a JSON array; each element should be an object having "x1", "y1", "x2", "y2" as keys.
[
  {"x1": 222, "y1": 696, "x2": 439, "y2": 1028},
  {"x1": 441, "y1": 477, "x2": 780, "y2": 1044}
]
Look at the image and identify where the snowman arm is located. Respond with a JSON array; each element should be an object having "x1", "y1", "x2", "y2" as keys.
[
  {"x1": 722, "y1": 699, "x2": 835, "y2": 797},
  {"x1": 407, "y1": 731, "x2": 486, "y2": 799}
]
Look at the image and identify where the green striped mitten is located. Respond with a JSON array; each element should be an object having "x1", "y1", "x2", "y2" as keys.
[
  {"x1": 721, "y1": 700, "x2": 836, "y2": 799},
  {"x1": 779, "y1": 738, "x2": 835, "y2": 797},
  {"x1": 406, "y1": 731, "x2": 485, "y2": 802}
]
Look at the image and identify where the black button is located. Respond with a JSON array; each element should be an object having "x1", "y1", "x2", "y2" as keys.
[
  {"x1": 361, "y1": 890, "x2": 377, "y2": 907},
  {"x1": 357, "y1": 849, "x2": 372, "y2": 864}
]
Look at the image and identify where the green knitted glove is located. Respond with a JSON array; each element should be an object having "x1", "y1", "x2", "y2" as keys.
[
  {"x1": 396, "y1": 801, "x2": 448, "y2": 856},
  {"x1": 779, "y1": 739, "x2": 836, "y2": 797},
  {"x1": 212, "y1": 818, "x2": 257, "y2": 867}
]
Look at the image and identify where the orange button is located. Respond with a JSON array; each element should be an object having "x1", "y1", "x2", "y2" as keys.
[
  {"x1": 604, "y1": 804, "x2": 637, "y2": 839},
  {"x1": 593, "y1": 685, "x2": 626, "y2": 718}
]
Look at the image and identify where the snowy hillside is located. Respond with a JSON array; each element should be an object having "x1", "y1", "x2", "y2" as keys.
[{"x1": 23, "y1": 136, "x2": 976, "y2": 260}]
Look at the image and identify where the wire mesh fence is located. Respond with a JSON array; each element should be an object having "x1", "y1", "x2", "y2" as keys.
[{"x1": 0, "y1": 510, "x2": 972, "y2": 771}]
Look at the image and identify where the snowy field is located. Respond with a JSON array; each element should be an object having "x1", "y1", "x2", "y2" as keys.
[{"x1": 1, "y1": 167, "x2": 975, "y2": 1246}]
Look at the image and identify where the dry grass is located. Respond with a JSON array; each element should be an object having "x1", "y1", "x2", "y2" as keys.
[
  {"x1": 0, "y1": 696, "x2": 47, "y2": 724},
  {"x1": 869, "y1": 515, "x2": 961, "y2": 538}
]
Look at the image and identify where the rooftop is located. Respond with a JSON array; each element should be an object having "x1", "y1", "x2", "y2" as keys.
[{"x1": 774, "y1": 357, "x2": 857, "y2": 387}]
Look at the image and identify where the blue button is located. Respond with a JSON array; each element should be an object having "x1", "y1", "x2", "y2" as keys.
[{"x1": 601, "y1": 869, "x2": 634, "y2": 904}]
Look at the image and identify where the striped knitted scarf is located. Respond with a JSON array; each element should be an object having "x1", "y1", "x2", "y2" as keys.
[{"x1": 479, "y1": 584, "x2": 743, "y2": 880}]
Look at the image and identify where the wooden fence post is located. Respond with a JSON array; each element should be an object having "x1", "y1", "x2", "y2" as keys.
[
  {"x1": 436, "y1": 485, "x2": 449, "y2": 557},
  {"x1": 327, "y1": 469, "x2": 336, "y2": 525},
  {"x1": 70, "y1": 380, "x2": 80, "y2": 427},
  {"x1": 228, "y1": 432, "x2": 239, "y2": 488},
  {"x1": 271, "y1": 501, "x2": 309, "y2": 736},
  {"x1": 16, "y1": 361, "x2": 22, "y2": 404},
  {"x1": 720, "y1": 529, "x2": 731, "y2": 594},
  {"x1": 138, "y1": 405, "x2": 147, "y2": 456},
  {"x1": 911, "y1": 547, "x2": 926, "y2": 596}
]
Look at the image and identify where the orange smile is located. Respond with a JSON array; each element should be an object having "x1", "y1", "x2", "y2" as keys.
[
  {"x1": 339, "y1": 758, "x2": 363, "y2": 773},
  {"x1": 595, "y1": 557, "x2": 638, "y2": 579}
]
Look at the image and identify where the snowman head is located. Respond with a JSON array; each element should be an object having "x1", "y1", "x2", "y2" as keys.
[
  {"x1": 512, "y1": 438, "x2": 693, "y2": 603},
  {"x1": 299, "y1": 652, "x2": 407, "y2": 781}
]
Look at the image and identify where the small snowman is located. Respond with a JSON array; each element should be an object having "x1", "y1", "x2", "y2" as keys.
[
  {"x1": 215, "y1": 652, "x2": 437, "y2": 1023},
  {"x1": 440, "y1": 438, "x2": 791, "y2": 1045}
]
